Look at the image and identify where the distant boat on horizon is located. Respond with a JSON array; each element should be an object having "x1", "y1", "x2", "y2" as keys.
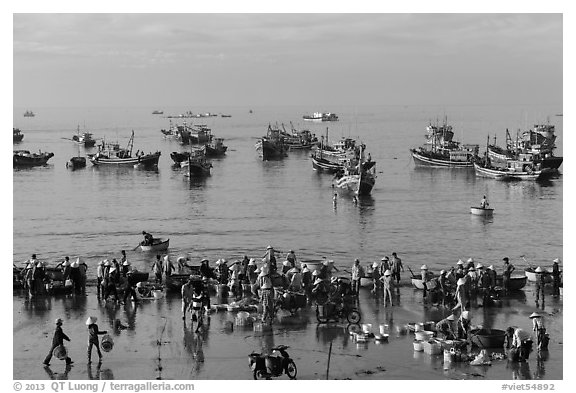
[
  {"x1": 23, "y1": 110, "x2": 35, "y2": 117},
  {"x1": 152, "y1": 110, "x2": 164, "y2": 115}
]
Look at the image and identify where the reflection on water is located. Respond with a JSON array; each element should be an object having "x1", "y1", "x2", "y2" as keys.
[{"x1": 43, "y1": 364, "x2": 72, "y2": 380}]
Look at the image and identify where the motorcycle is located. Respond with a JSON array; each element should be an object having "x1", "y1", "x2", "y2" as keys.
[
  {"x1": 316, "y1": 299, "x2": 361, "y2": 324},
  {"x1": 248, "y1": 344, "x2": 297, "y2": 380}
]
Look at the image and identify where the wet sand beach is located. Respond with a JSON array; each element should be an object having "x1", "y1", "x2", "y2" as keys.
[{"x1": 13, "y1": 280, "x2": 562, "y2": 380}]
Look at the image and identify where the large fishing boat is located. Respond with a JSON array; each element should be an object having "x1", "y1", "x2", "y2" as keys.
[
  {"x1": 204, "y1": 137, "x2": 228, "y2": 157},
  {"x1": 474, "y1": 137, "x2": 552, "y2": 181},
  {"x1": 281, "y1": 123, "x2": 318, "y2": 150},
  {"x1": 487, "y1": 123, "x2": 563, "y2": 172},
  {"x1": 311, "y1": 129, "x2": 357, "y2": 172},
  {"x1": 89, "y1": 131, "x2": 161, "y2": 168},
  {"x1": 182, "y1": 147, "x2": 212, "y2": 177},
  {"x1": 410, "y1": 117, "x2": 479, "y2": 167},
  {"x1": 255, "y1": 124, "x2": 288, "y2": 161},
  {"x1": 333, "y1": 144, "x2": 376, "y2": 195},
  {"x1": 13, "y1": 150, "x2": 54, "y2": 167},
  {"x1": 303, "y1": 112, "x2": 339, "y2": 122},
  {"x1": 13, "y1": 128, "x2": 24, "y2": 142},
  {"x1": 189, "y1": 124, "x2": 213, "y2": 144}
]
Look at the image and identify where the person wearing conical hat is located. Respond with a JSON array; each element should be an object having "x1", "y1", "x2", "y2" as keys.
[
  {"x1": 86, "y1": 316, "x2": 107, "y2": 364},
  {"x1": 288, "y1": 266, "x2": 303, "y2": 292},
  {"x1": 529, "y1": 312, "x2": 547, "y2": 351},
  {"x1": 435, "y1": 314, "x2": 456, "y2": 340},
  {"x1": 43, "y1": 318, "x2": 73, "y2": 366},
  {"x1": 255, "y1": 264, "x2": 274, "y2": 323},
  {"x1": 380, "y1": 269, "x2": 394, "y2": 306},
  {"x1": 247, "y1": 258, "x2": 258, "y2": 285},
  {"x1": 457, "y1": 311, "x2": 472, "y2": 340},
  {"x1": 229, "y1": 260, "x2": 242, "y2": 296},
  {"x1": 217, "y1": 258, "x2": 229, "y2": 285},
  {"x1": 262, "y1": 246, "x2": 277, "y2": 274},
  {"x1": 380, "y1": 256, "x2": 390, "y2": 274},
  {"x1": 420, "y1": 265, "x2": 431, "y2": 299},
  {"x1": 103, "y1": 265, "x2": 120, "y2": 303},
  {"x1": 301, "y1": 264, "x2": 312, "y2": 296},
  {"x1": 96, "y1": 260, "x2": 105, "y2": 299},
  {"x1": 371, "y1": 261, "x2": 382, "y2": 294},
  {"x1": 163, "y1": 255, "x2": 174, "y2": 278},
  {"x1": 534, "y1": 266, "x2": 546, "y2": 304},
  {"x1": 455, "y1": 259, "x2": 466, "y2": 280},
  {"x1": 552, "y1": 258, "x2": 561, "y2": 297}
]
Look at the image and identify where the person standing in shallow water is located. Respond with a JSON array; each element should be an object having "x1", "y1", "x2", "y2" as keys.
[
  {"x1": 391, "y1": 252, "x2": 403, "y2": 285},
  {"x1": 44, "y1": 318, "x2": 73, "y2": 366},
  {"x1": 86, "y1": 316, "x2": 107, "y2": 364}
]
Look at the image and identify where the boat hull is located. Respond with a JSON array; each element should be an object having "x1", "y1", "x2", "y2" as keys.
[
  {"x1": 334, "y1": 174, "x2": 375, "y2": 196},
  {"x1": 140, "y1": 238, "x2": 170, "y2": 252},
  {"x1": 13, "y1": 152, "x2": 54, "y2": 167},
  {"x1": 90, "y1": 152, "x2": 161, "y2": 167},
  {"x1": 411, "y1": 150, "x2": 474, "y2": 168},
  {"x1": 256, "y1": 140, "x2": 287, "y2": 161},
  {"x1": 524, "y1": 268, "x2": 553, "y2": 284},
  {"x1": 495, "y1": 275, "x2": 528, "y2": 290},
  {"x1": 469, "y1": 328, "x2": 506, "y2": 348},
  {"x1": 67, "y1": 157, "x2": 87, "y2": 170},
  {"x1": 470, "y1": 207, "x2": 494, "y2": 216}
]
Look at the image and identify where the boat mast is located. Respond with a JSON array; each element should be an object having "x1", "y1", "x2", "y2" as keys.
[{"x1": 127, "y1": 130, "x2": 135, "y2": 156}]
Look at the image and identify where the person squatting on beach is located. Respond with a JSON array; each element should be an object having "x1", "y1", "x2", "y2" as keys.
[
  {"x1": 505, "y1": 326, "x2": 533, "y2": 362},
  {"x1": 86, "y1": 316, "x2": 107, "y2": 364},
  {"x1": 44, "y1": 318, "x2": 73, "y2": 366}
]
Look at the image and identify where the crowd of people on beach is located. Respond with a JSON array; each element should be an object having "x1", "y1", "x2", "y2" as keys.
[{"x1": 15, "y1": 241, "x2": 561, "y2": 370}]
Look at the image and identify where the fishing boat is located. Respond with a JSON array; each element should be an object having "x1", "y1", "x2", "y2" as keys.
[
  {"x1": 183, "y1": 147, "x2": 212, "y2": 177},
  {"x1": 89, "y1": 131, "x2": 161, "y2": 168},
  {"x1": 333, "y1": 144, "x2": 376, "y2": 196},
  {"x1": 221, "y1": 114, "x2": 232, "y2": 118},
  {"x1": 140, "y1": 238, "x2": 170, "y2": 252},
  {"x1": 72, "y1": 126, "x2": 97, "y2": 148},
  {"x1": 23, "y1": 110, "x2": 35, "y2": 117},
  {"x1": 410, "y1": 117, "x2": 479, "y2": 167},
  {"x1": 170, "y1": 151, "x2": 190, "y2": 164},
  {"x1": 281, "y1": 123, "x2": 318, "y2": 150},
  {"x1": 66, "y1": 156, "x2": 87, "y2": 170},
  {"x1": 204, "y1": 137, "x2": 228, "y2": 157},
  {"x1": 311, "y1": 130, "x2": 357, "y2": 172},
  {"x1": 13, "y1": 128, "x2": 24, "y2": 142},
  {"x1": 494, "y1": 274, "x2": 528, "y2": 290},
  {"x1": 152, "y1": 110, "x2": 164, "y2": 115},
  {"x1": 255, "y1": 124, "x2": 288, "y2": 161},
  {"x1": 189, "y1": 124, "x2": 213, "y2": 144},
  {"x1": 13, "y1": 150, "x2": 54, "y2": 167},
  {"x1": 469, "y1": 328, "x2": 507, "y2": 348},
  {"x1": 488, "y1": 125, "x2": 563, "y2": 172},
  {"x1": 303, "y1": 112, "x2": 339, "y2": 122},
  {"x1": 524, "y1": 267, "x2": 553, "y2": 284},
  {"x1": 411, "y1": 277, "x2": 438, "y2": 290},
  {"x1": 470, "y1": 206, "x2": 494, "y2": 216}
]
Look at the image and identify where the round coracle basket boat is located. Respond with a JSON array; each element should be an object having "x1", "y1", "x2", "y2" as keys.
[{"x1": 469, "y1": 328, "x2": 506, "y2": 348}]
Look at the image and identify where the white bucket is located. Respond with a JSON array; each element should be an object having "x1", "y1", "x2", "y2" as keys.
[
  {"x1": 415, "y1": 330, "x2": 434, "y2": 341},
  {"x1": 362, "y1": 323, "x2": 372, "y2": 334},
  {"x1": 379, "y1": 324, "x2": 389, "y2": 335},
  {"x1": 413, "y1": 340, "x2": 424, "y2": 351},
  {"x1": 444, "y1": 349, "x2": 454, "y2": 363},
  {"x1": 152, "y1": 290, "x2": 164, "y2": 299}
]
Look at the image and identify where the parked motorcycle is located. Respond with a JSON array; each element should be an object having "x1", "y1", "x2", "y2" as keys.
[{"x1": 248, "y1": 345, "x2": 297, "y2": 380}]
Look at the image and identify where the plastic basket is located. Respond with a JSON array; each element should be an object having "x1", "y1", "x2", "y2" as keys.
[
  {"x1": 101, "y1": 335, "x2": 114, "y2": 352},
  {"x1": 53, "y1": 345, "x2": 67, "y2": 360}
]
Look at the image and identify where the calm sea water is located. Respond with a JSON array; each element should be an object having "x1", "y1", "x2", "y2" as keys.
[{"x1": 12, "y1": 105, "x2": 563, "y2": 279}]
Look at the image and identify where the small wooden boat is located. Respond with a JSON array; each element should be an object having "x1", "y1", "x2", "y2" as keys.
[
  {"x1": 495, "y1": 274, "x2": 528, "y2": 290},
  {"x1": 469, "y1": 328, "x2": 506, "y2": 348},
  {"x1": 13, "y1": 128, "x2": 24, "y2": 142},
  {"x1": 90, "y1": 131, "x2": 160, "y2": 168},
  {"x1": 140, "y1": 238, "x2": 170, "y2": 252},
  {"x1": 13, "y1": 150, "x2": 54, "y2": 167},
  {"x1": 152, "y1": 110, "x2": 164, "y2": 115},
  {"x1": 411, "y1": 277, "x2": 437, "y2": 290},
  {"x1": 524, "y1": 267, "x2": 553, "y2": 284},
  {"x1": 470, "y1": 206, "x2": 494, "y2": 216},
  {"x1": 66, "y1": 156, "x2": 87, "y2": 170}
]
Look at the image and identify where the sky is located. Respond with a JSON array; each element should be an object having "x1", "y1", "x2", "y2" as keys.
[{"x1": 12, "y1": 13, "x2": 563, "y2": 108}]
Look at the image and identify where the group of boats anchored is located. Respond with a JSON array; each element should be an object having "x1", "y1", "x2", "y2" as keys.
[
  {"x1": 13, "y1": 112, "x2": 561, "y2": 196},
  {"x1": 410, "y1": 116, "x2": 563, "y2": 181}
]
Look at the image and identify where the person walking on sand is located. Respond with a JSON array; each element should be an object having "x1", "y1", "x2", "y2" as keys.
[
  {"x1": 44, "y1": 318, "x2": 73, "y2": 366},
  {"x1": 381, "y1": 269, "x2": 394, "y2": 306},
  {"x1": 86, "y1": 316, "x2": 107, "y2": 364},
  {"x1": 181, "y1": 276, "x2": 195, "y2": 321},
  {"x1": 534, "y1": 267, "x2": 546, "y2": 304},
  {"x1": 255, "y1": 265, "x2": 275, "y2": 323},
  {"x1": 350, "y1": 258, "x2": 364, "y2": 296},
  {"x1": 530, "y1": 312, "x2": 548, "y2": 351},
  {"x1": 391, "y1": 252, "x2": 404, "y2": 285},
  {"x1": 552, "y1": 258, "x2": 561, "y2": 297}
]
